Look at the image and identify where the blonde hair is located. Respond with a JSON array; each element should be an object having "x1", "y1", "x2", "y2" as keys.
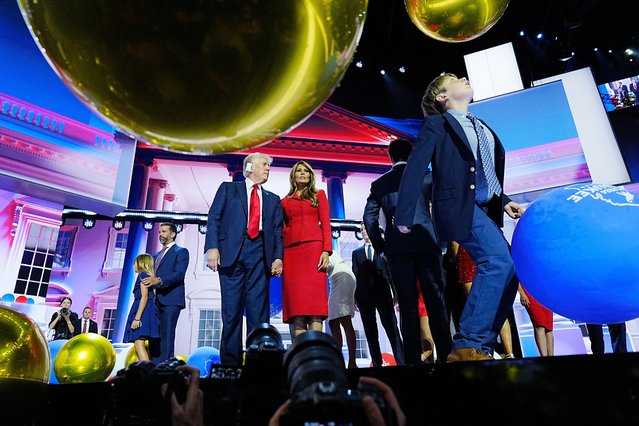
[
  {"x1": 286, "y1": 160, "x2": 319, "y2": 207},
  {"x1": 134, "y1": 253, "x2": 154, "y2": 275},
  {"x1": 421, "y1": 72, "x2": 457, "y2": 117}
]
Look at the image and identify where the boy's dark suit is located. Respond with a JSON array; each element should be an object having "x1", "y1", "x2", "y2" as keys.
[
  {"x1": 352, "y1": 245, "x2": 404, "y2": 367},
  {"x1": 364, "y1": 166, "x2": 451, "y2": 363}
]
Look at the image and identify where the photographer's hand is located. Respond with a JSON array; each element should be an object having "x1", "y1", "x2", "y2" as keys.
[
  {"x1": 163, "y1": 365, "x2": 204, "y2": 426},
  {"x1": 359, "y1": 376, "x2": 406, "y2": 426},
  {"x1": 268, "y1": 399, "x2": 291, "y2": 426}
]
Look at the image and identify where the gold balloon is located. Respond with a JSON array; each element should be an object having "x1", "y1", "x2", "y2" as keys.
[
  {"x1": 0, "y1": 305, "x2": 50, "y2": 382},
  {"x1": 18, "y1": 0, "x2": 368, "y2": 154},
  {"x1": 54, "y1": 333, "x2": 116, "y2": 383},
  {"x1": 405, "y1": 0, "x2": 510, "y2": 43}
]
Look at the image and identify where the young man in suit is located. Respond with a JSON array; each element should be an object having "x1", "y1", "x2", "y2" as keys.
[
  {"x1": 142, "y1": 222, "x2": 190, "y2": 363},
  {"x1": 364, "y1": 138, "x2": 451, "y2": 364},
  {"x1": 74, "y1": 306, "x2": 99, "y2": 335},
  {"x1": 396, "y1": 73, "x2": 525, "y2": 362},
  {"x1": 352, "y1": 223, "x2": 404, "y2": 367},
  {"x1": 205, "y1": 152, "x2": 284, "y2": 365}
]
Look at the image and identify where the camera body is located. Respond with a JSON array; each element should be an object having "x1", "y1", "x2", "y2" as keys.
[
  {"x1": 282, "y1": 380, "x2": 397, "y2": 426},
  {"x1": 280, "y1": 330, "x2": 397, "y2": 426},
  {"x1": 108, "y1": 358, "x2": 188, "y2": 426},
  {"x1": 60, "y1": 307, "x2": 69, "y2": 315}
]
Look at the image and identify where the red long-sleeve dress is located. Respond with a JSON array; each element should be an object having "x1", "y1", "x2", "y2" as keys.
[{"x1": 281, "y1": 189, "x2": 333, "y2": 323}]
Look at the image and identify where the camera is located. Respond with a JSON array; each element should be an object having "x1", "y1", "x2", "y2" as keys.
[
  {"x1": 280, "y1": 331, "x2": 398, "y2": 426},
  {"x1": 60, "y1": 307, "x2": 69, "y2": 315},
  {"x1": 108, "y1": 358, "x2": 188, "y2": 426}
]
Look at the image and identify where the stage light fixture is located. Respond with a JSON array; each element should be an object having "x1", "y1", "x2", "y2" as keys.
[
  {"x1": 355, "y1": 230, "x2": 363, "y2": 241},
  {"x1": 355, "y1": 60, "x2": 363, "y2": 68},
  {"x1": 536, "y1": 33, "x2": 543, "y2": 39},
  {"x1": 143, "y1": 221, "x2": 154, "y2": 231},
  {"x1": 198, "y1": 224, "x2": 207, "y2": 235},
  {"x1": 399, "y1": 66, "x2": 405, "y2": 73},
  {"x1": 519, "y1": 30, "x2": 524, "y2": 37},
  {"x1": 331, "y1": 229, "x2": 341, "y2": 239},
  {"x1": 380, "y1": 69, "x2": 385, "y2": 75},
  {"x1": 112, "y1": 219, "x2": 125, "y2": 230},
  {"x1": 82, "y1": 218, "x2": 95, "y2": 229},
  {"x1": 175, "y1": 223, "x2": 183, "y2": 233}
]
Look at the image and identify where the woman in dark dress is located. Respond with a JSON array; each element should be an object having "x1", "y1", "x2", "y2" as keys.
[
  {"x1": 123, "y1": 253, "x2": 160, "y2": 361},
  {"x1": 48, "y1": 296, "x2": 78, "y2": 340}
]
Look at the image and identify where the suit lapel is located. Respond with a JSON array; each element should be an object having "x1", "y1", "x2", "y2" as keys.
[
  {"x1": 236, "y1": 181, "x2": 249, "y2": 218},
  {"x1": 444, "y1": 112, "x2": 472, "y2": 154}
]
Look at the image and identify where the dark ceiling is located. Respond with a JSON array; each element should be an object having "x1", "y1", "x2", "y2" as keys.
[{"x1": 327, "y1": 0, "x2": 639, "y2": 119}]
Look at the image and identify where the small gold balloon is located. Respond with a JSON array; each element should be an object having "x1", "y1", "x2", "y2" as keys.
[
  {"x1": 0, "y1": 305, "x2": 50, "y2": 382},
  {"x1": 405, "y1": 0, "x2": 510, "y2": 43},
  {"x1": 18, "y1": 0, "x2": 368, "y2": 154},
  {"x1": 54, "y1": 333, "x2": 116, "y2": 383}
]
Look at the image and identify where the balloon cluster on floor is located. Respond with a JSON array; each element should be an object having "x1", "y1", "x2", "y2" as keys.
[
  {"x1": 512, "y1": 183, "x2": 639, "y2": 324},
  {"x1": 17, "y1": 0, "x2": 368, "y2": 154},
  {"x1": 0, "y1": 305, "x2": 223, "y2": 383},
  {"x1": 404, "y1": 0, "x2": 510, "y2": 42}
]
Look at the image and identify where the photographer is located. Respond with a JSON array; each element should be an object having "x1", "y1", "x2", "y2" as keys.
[
  {"x1": 48, "y1": 296, "x2": 77, "y2": 340},
  {"x1": 268, "y1": 376, "x2": 406, "y2": 426}
]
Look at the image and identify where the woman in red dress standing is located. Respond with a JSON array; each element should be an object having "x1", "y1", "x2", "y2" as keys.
[{"x1": 281, "y1": 160, "x2": 332, "y2": 336}]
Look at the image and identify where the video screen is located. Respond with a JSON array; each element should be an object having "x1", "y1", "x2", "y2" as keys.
[
  {"x1": 598, "y1": 75, "x2": 639, "y2": 112},
  {"x1": 469, "y1": 81, "x2": 590, "y2": 195}
]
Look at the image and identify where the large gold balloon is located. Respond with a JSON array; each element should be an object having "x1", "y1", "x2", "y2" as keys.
[
  {"x1": 0, "y1": 305, "x2": 50, "y2": 382},
  {"x1": 17, "y1": 1, "x2": 368, "y2": 154},
  {"x1": 405, "y1": 0, "x2": 509, "y2": 43},
  {"x1": 54, "y1": 333, "x2": 116, "y2": 383}
]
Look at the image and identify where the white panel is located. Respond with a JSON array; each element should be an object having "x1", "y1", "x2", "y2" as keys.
[
  {"x1": 533, "y1": 68, "x2": 630, "y2": 185},
  {"x1": 464, "y1": 42, "x2": 524, "y2": 101}
]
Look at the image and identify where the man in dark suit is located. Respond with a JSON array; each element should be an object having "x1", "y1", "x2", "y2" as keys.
[
  {"x1": 143, "y1": 222, "x2": 190, "y2": 363},
  {"x1": 396, "y1": 73, "x2": 524, "y2": 362},
  {"x1": 586, "y1": 323, "x2": 628, "y2": 354},
  {"x1": 205, "y1": 152, "x2": 284, "y2": 365},
  {"x1": 352, "y1": 223, "x2": 404, "y2": 367},
  {"x1": 364, "y1": 138, "x2": 451, "y2": 364},
  {"x1": 74, "y1": 306, "x2": 99, "y2": 335}
]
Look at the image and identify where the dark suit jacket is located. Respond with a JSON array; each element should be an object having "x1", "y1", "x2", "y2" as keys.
[
  {"x1": 396, "y1": 111, "x2": 512, "y2": 242},
  {"x1": 351, "y1": 245, "x2": 395, "y2": 297},
  {"x1": 73, "y1": 318, "x2": 98, "y2": 335},
  {"x1": 204, "y1": 180, "x2": 283, "y2": 269},
  {"x1": 364, "y1": 163, "x2": 438, "y2": 254},
  {"x1": 154, "y1": 243, "x2": 189, "y2": 308}
]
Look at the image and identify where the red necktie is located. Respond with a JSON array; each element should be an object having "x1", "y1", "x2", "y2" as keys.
[
  {"x1": 247, "y1": 184, "x2": 260, "y2": 239},
  {"x1": 82, "y1": 320, "x2": 88, "y2": 334}
]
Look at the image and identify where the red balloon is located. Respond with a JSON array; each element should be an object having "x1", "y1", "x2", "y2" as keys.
[{"x1": 15, "y1": 296, "x2": 28, "y2": 303}]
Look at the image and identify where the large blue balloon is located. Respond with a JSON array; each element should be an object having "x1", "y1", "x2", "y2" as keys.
[
  {"x1": 512, "y1": 183, "x2": 639, "y2": 324},
  {"x1": 186, "y1": 346, "x2": 220, "y2": 377},
  {"x1": 47, "y1": 339, "x2": 68, "y2": 384}
]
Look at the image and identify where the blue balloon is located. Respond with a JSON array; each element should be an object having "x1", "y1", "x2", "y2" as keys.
[
  {"x1": 48, "y1": 339, "x2": 69, "y2": 384},
  {"x1": 186, "y1": 346, "x2": 220, "y2": 377},
  {"x1": 512, "y1": 183, "x2": 639, "y2": 324},
  {"x1": 269, "y1": 276, "x2": 283, "y2": 317}
]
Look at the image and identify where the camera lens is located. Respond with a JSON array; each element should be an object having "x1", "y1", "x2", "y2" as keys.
[
  {"x1": 283, "y1": 330, "x2": 348, "y2": 398},
  {"x1": 246, "y1": 323, "x2": 284, "y2": 353},
  {"x1": 60, "y1": 308, "x2": 68, "y2": 314}
]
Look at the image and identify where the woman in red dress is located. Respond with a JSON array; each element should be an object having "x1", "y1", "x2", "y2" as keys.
[
  {"x1": 281, "y1": 160, "x2": 332, "y2": 336},
  {"x1": 518, "y1": 284, "x2": 554, "y2": 356}
]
